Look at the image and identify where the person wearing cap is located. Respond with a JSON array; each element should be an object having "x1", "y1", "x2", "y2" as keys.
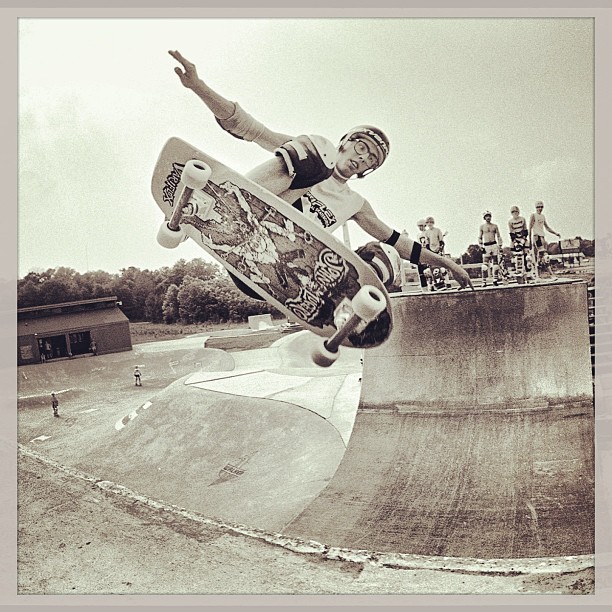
[
  {"x1": 478, "y1": 211, "x2": 503, "y2": 286},
  {"x1": 168, "y1": 50, "x2": 473, "y2": 294},
  {"x1": 508, "y1": 206, "x2": 534, "y2": 282},
  {"x1": 529, "y1": 201, "x2": 560, "y2": 277}
]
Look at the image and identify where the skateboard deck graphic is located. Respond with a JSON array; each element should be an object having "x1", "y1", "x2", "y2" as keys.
[{"x1": 151, "y1": 138, "x2": 392, "y2": 350}]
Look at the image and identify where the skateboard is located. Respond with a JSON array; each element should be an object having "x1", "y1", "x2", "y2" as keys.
[
  {"x1": 510, "y1": 235, "x2": 534, "y2": 284},
  {"x1": 151, "y1": 137, "x2": 392, "y2": 366}
]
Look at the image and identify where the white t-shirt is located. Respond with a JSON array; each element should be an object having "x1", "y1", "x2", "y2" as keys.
[
  {"x1": 530, "y1": 212, "x2": 547, "y2": 237},
  {"x1": 426, "y1": 227, "x2": 444, "y2": 252},
  {"x1": 293, "y1": 175, "x2": 366, "y2": 232}
]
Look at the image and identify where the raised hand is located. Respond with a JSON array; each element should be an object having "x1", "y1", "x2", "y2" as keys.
[{"x1": 169, "y1": 50, "x2": 200, "y2": 90}]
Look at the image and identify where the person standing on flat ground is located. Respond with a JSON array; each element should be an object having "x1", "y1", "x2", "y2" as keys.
[{"x1": 51, "y1": 393, "x2": 59, "y2": 417}]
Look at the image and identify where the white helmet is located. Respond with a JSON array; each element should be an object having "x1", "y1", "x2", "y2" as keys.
[
  {"x1": 338, "y1": 125, "x2": 390, "y2": 178},
  {"x1": 483, "y1": 210, "x2": 492, "y2": 219}
]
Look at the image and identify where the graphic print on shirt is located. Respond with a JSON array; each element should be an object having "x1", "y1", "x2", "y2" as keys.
[{"x1": 300, "y1": 191, "x2": 337, "y2": 229}]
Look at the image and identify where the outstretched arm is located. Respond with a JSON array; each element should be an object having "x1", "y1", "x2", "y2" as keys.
[
  {"x1": 543, "y1": 217, "x2": 560, "y2": 237},
  {"x1": 169, "y1": 50, "x2": 235, "y2": 118},
  {"x1": 353, "y1": 201, "x2": 474, "y2": 289},
  {"x1": 169, "y1": 50, "x2": 292, "y2": 151}
]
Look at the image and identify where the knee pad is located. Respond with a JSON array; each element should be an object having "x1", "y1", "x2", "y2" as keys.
[
  {"x1": 274, "y1": 134, "x2": 336, "y2": 189},
  {"x1": 355, "y1": 241, "x2": 401, "y2": 290},
  {"x1": 481, "y1": 263, "x2": 489, "y2": 274}
]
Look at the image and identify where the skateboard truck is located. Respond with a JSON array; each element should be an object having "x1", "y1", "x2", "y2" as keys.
[
  {"x1": 311, "y1": 285, "x2": 387, "y2": 367},
  {"x1": 157, "y1": 159, "x2": 212, "y2": 248}
]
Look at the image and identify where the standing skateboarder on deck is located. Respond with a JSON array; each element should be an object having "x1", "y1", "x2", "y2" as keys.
[
  {"x1": 508, "y1": 205, "x2": 535, "y2": 282},
  {"x1": 478, "y1": 211, "x2": 503, "y2": 286},
  {"x1": 168, "y1": 50, "x2": 473, "y2": 294},
  {"x1": 529, "y1": 201, "x2": 560, "y2": 277},
  {"x1": 424, "y1": 216, "x2": 445, "y2": 255}
]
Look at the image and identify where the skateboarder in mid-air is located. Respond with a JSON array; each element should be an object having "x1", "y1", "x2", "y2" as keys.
[{"x1": 169, "y1": 50, "x2": 474, "y2": 294}]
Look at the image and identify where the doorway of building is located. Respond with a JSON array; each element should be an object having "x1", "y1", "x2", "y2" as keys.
[
  {"x1": 68, "y1": 331, "x2": 92, "y2": 357},
  {"x1": 40, "y1": 334, "x2": 69, "y2": 360}
]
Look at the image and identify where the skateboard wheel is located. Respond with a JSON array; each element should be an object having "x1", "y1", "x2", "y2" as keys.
[
  {"x1": 182, "y1": 159, "x2": 211, "y2": 190},
  {"x1": 352, "y1": 285, "x2": 386, "y2": 322},
  {"x1": 311, "y1": 339, "x2": 339, "y2": 368},
  {"x1": 157, "y1": 222, "x2": 185, "y2": 248}
]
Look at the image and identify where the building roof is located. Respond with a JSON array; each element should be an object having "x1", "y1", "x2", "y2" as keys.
[
  {"x1": 18, "y1": 295, "x2": 119, "y2": 315},
  {"x1": 18, "y1": 307, "x2": 129, "y2": 337}
]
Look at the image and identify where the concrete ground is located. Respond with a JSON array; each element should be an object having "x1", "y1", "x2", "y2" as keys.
[{"x1": 15, "y1": 328, "x2": 598, "y2": 602}]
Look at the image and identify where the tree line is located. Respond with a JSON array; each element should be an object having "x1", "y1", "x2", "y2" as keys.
[
  {"x1": 18, "y1": 236, "x2": 594, "y2": 323},
  {"x1": 17, "y1": 259, "x2": 278, "y2": 324}
]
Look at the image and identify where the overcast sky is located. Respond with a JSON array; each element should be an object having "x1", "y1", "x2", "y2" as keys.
[{"x1": 18, "y1": 17, "x2": 593, "y2": 277}]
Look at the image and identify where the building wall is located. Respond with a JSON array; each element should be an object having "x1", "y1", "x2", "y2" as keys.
[
  {"x1": 18, "y1": 321, "x2": 132, "y2": 366},
  {"x1": 18, "y1": 335, "x2": 39, "y2": 365},
  {"x1": 91, "y1": 322, "x2": 132, "y2": 356}
]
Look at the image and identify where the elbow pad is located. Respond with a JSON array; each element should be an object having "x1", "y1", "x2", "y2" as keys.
[
  {"x1": 215, "y1": 102, "x2": 267, "y2": 142},
  {"x1": 274, "y1": 135, "x2": 336, "y2": 189}
]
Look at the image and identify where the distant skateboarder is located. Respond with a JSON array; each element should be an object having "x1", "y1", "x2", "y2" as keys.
[
  {"x1": 529, "y1": 201, "x2": 560, "y2": 277},
  {"x1": 425, "y1": 216, "x2": 445, "y2": 255},
  {"x1": 478, "y1": 211, "x2": 503, "y2": 286},
  {"x1": 51, "y1": 393, "x2": 59, "y2": 417},
  {"x1": 133, "y1": 366, "x2": 142, "y2": 386},
  {"x1": 508, "y1": 205, "x2": 534, "y2": 282}
]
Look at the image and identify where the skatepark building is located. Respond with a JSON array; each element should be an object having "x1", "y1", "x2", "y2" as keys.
[{"x1": 17, "y1": 296, "x2": 132, "y2": 365}]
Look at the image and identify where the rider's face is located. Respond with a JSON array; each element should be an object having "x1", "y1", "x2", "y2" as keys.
[{"x1": 334, "y1": 137, "x2": 380, "y2": 179}]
